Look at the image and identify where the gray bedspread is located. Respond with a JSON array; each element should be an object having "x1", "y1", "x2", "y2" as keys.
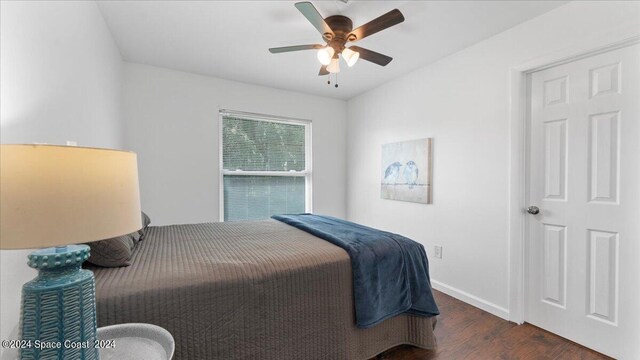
[{"x1": 89, "y1": 220, "x2": 437, "y2": 360}]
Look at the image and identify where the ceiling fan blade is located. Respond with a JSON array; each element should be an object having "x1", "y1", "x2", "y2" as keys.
[
  {"x1": 269, "y1": 44, "x2": 324, "y2": 53},
  {"x1": 318, "y1": 65, "x2": 329, "y2": 76},
  {"x1": 348, "y1": 9, "x2": 404, "y2": 42},
  {"x1": 349, "y1": 46, "x2": 393, "y2": 66},
  {"x1": 295, "y1": 2, "x2": 335, "y2": 38}
]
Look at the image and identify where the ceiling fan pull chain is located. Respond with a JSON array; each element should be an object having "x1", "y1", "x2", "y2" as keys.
[
  {"x1": 327, "y1": 73, "x2": 331, "y2": 85},
  {"x1": 335, "y1": 73, "x2": 339, "y2": 88}
]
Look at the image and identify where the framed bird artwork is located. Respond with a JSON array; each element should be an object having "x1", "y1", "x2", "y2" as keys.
[{"x1": 381, "y1": 138, "x2": 433, "y2": 204}]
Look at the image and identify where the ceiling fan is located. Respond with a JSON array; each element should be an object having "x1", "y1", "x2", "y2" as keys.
[{"x1": 269, "y1": 2, "x2": 405, "y2": 86}]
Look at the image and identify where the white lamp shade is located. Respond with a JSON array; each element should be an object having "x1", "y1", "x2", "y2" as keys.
[
  {"x1": 317, "y1": 46, "x2": 335, "y2": 66},
  {"x1": 0, "y1": 145, "x2": 142, "y2": 249},
  {"x1": 342, "y1": 48, "x2": 360, "y2": 67},
  {"x1": 327, "y1": 58, "x2": 340, "y2": 73}
]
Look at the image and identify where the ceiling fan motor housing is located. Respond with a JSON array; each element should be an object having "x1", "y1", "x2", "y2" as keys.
[{"x1": 323, "y1": 15, "x2": 356, "y2": 49}]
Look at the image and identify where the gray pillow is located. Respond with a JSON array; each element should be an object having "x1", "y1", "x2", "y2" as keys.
[
  {"x1": 87, "y1": 234, "x2": 136, "y2": 267},
  {"x1": 87, "y1": 212, "x2": 150, "y2": 267},
  {"x1": 138, "y1": 211, "x2": 151, "y2": 241}
]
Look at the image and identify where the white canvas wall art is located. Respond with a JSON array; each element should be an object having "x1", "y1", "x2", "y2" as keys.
[{"x1": 381, "y1": 138, "x2": 432, "y2": 204}]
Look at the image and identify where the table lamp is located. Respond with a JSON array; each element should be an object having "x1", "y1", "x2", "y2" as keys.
[{"x1": 0, "y1": 144, "x2": 141, "y2": 360}]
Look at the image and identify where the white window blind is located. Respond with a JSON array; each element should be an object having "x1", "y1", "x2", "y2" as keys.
[{"x1": 220, "y1": 111, "x2": 311, "y2": 221}]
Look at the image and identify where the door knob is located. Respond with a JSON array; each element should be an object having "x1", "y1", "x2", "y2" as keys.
[{"x1": 526, "y1": 206, "x2": 540, "y2": 215}]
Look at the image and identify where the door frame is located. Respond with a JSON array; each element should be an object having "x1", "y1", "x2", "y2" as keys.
[{"x1": 507, "y1": 35, "x2": 640, "y2": 324}]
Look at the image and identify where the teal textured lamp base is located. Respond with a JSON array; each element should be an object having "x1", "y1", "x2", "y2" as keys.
[{"x1": 20, "y1": 244, "x2": 99, "y2": 360}]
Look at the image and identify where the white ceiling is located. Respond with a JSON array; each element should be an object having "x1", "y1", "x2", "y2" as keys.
[{"x1": 97, "y1": 1, "x2": 567, "y2": 100}]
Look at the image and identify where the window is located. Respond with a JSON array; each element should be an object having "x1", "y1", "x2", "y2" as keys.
[{"x1": 220, "y1": 110, "x2": 312, "y2": 221}]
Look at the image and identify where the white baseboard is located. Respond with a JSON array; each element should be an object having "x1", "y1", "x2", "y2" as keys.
[{"x1": 431, "y1": 279, "x2": 510, "y2": 321}]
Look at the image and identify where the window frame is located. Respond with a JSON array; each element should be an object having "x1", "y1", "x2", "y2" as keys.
[{"x1": 218, "y1": 109, "x2": 313, "y2": 222}]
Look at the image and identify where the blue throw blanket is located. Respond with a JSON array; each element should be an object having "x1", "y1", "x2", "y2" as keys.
[{"x1": 272, "y1": 214, "x2": 439, "y2": 328}]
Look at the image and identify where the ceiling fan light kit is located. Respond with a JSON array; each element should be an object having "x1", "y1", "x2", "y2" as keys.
[
  {"x1": 342, "y1": 47, "x2": 359, "y2": 67},
  {"x1": 327, "y1": 57, "x2": 340, "y2": 73},
  {"x1": 317, "y1": 46, "x2": 335, "y2": 65},
  {"x1": 269, "y1": 2, "x2": 404, "y2": 88}
]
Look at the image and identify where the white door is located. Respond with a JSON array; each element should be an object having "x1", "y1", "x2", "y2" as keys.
[{"x1": 527, "y1": 43, "x2": 640, "y2": 359}]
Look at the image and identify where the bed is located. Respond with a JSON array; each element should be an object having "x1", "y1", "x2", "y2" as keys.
[{"x1": 88, "y1": 219, "x2": 437, "y2": 360}]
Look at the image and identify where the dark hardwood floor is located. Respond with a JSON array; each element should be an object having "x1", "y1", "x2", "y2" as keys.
[{"x1": 372, "y1": 290, "x2": 611, "y2": 360}]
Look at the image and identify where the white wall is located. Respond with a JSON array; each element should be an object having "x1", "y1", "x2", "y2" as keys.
[
  {"x1": 123, "y1": 63, "x2": 347, "y2": 225},
  {"x1": 346, "y1": 1, "x2": 640, "y2": 318},
  {"x1": 0, "y1": 0, "x2": 123, "y2": 350}
]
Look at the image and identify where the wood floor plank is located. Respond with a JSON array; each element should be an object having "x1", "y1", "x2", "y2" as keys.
[{"x1": 371, "y1": 290, "x2": 612, "y2": 360}]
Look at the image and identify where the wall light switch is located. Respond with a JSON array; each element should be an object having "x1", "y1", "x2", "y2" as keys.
[{"x1": 434, "y1": 245, "x2": 443, "y2": 259}]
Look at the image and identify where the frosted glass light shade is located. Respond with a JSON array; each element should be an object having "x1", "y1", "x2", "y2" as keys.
[
  {"x1": 0, "y1": 144, "x2": 142, "y2": 249},
  {"x1": 317, "y1": 46, "x2": 335, "y2": 65},
  {"x1": 327, "y1": 58, "x2": 340, "y2": 73},
  {"x1": 342, "y1": 47, "x2": 360, "y2": 67}
]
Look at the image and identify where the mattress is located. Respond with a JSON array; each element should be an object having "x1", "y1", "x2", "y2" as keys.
[{"x1": 89, "y1": 220, "x2": 437, "y2": 360}]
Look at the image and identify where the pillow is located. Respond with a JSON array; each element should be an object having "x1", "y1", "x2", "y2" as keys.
[
  {"x1": 87, "y1": 234, "x2": 137, "y2": 268},
  {"x1": 138, "y1": 211, "x2": 151, "y2": 240},
  {"x1": 86, "y1": 212, "x2": 150, "y2": 267}
]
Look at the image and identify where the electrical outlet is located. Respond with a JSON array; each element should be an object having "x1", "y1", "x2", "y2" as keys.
[{"x1": 434, "y1": 245, "x2": 442, "y2": 259}]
